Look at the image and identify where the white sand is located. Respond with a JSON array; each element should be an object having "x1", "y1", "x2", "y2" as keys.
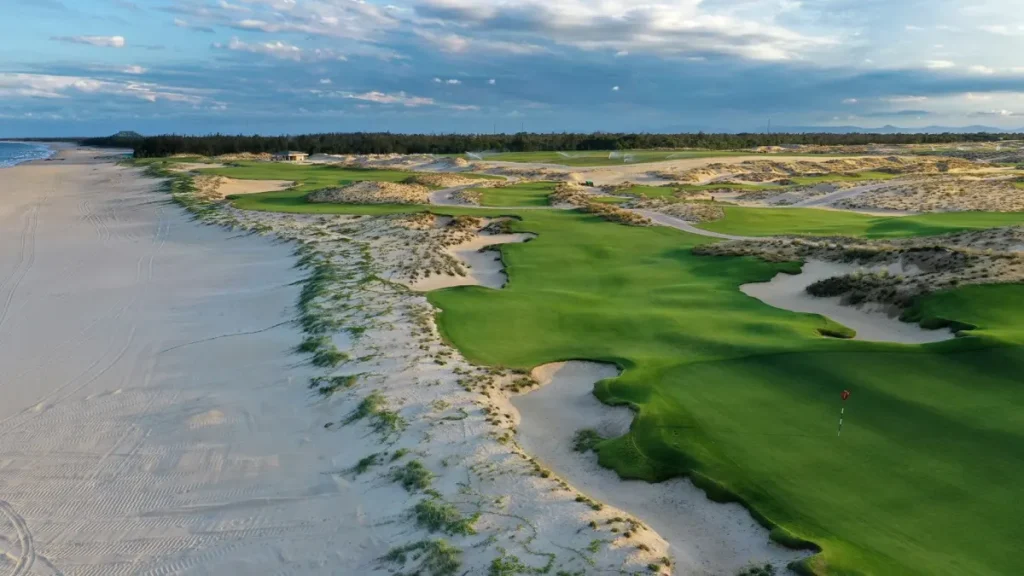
[
  {"x1": 408, "y1": 231, "x2": 534, "y2": 291},
  {"x1": 0, "y1": 149, "x2": 394, "y2": 575},
  {"x1": 741, "y1": 260, "x2": 955, "y2": 344},
  {"x1": 214, "y1": 176, "x2": 293, "y2": 197},
  {"x1": 512, "y1": 362, "x2": 806, "y2": 575}
]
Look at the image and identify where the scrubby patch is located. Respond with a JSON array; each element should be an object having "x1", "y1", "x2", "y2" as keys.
[
  {"x1": 382, "y1": 539, "x2": 462, "y2": 576},
  {"x1": 695, "y1": 230, "x2": 1024, "y2": 312},
  {"x1": 308, "y1": 181, "x2": 431, "y2": 204},
  {"x1": 835, "y1": 176, "x2": 1024, "y2": 212}
]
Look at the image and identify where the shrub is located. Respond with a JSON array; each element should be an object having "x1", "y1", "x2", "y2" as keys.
[{"x1": 391, "y1": 460, "x2": 434, "y2": 492}]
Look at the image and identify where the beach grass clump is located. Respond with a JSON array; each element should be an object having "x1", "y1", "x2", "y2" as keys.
[
  {"x1": 344, "y1": 391, "x2": 407, "y2": 437},
  {"x1": 572, "y1": 429, "x2": 606, "y2": 453},
  {"x1": 391, "y1": 460, "x2": 434, "y2": 492},
  {"x1": 737, "y1": 564, "x2": 776, "y2": 576},
  {"x1": 311, "y1": 346, "x2": 349, "y2": 368},
  {"x1": 309, "y1": 374, "x2": 359, "y2": 397},
  {"x1": 352, "y1": 453, "x2": 382, "y2": 475},
  {"x1": 413, "y1": 498, "x2": 479, "y2": 536},
  {"x1": 382, "y1": 539, "x2": 462, "y2": 576}
]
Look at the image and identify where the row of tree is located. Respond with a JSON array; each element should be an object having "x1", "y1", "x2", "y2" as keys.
[{"x1": 81, "y1": 131, "x2": 1024, "y2": 158}]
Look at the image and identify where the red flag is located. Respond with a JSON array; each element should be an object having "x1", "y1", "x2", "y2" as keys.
[{"x1": 841, "y1": 390, "x2": 851, "y2": 401}]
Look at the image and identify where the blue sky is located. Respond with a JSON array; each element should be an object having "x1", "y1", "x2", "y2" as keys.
[{"x1": 4, "y1": 0, "x2": 1024, "y2": 136}]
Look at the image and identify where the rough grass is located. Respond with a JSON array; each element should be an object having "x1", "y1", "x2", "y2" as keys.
[
  {"x1": 391, "y1": 460, "x2": 435, "y2": 492},
  {"x1": 414, "y1": 498, "x2": 479, "y2": 535},
  {"x1": 382, "y1": 539, "x2": 462, "y2": 576}
]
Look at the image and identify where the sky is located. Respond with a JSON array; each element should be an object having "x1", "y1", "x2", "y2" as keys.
[{"x1": 4, "y1": 0, "x2": 1024, "y2": 136}]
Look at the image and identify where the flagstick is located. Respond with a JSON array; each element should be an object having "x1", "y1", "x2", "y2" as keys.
[{"x1": 837, "y1": 406, "x2": 845, "y2": 437}]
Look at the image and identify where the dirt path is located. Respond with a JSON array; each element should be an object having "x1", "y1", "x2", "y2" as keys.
[
  {"x1": 0, "y1": 149, "x2": 384, "y2": 575},
  {"x1": 633, "y1": 209, "x2": 767, "y2": 240}
]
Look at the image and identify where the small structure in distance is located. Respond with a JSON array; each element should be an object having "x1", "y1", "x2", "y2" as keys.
[{"x1": 274, "y1": 151, "x2": 308, "y2": 162}]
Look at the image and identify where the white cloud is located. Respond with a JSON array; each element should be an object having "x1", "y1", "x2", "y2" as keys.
[
  {"x1": 446, "y1": 79, "x2": 461, "y2": 85},
  {"x1": 174, "y1": 18, "x2": 215, "y2": 33},
  {"x1": 218, "y1": 0, "x2": 250, "y2": 12},
  {"x1": 884, "y1": 95, "x2": 928, "y2": 103},
  {"x1": 488, "y1": 78, "x2": 496, "y2": 85},
  {"x1": 841, "y1": 98, "x2": 858, "y2": 104},
  {"x1": 219, "y1": 37, "x2": 303, "y2": 60},
  {"x1": 979, "y1": 25, "x2": 1019, "y2": 36},
  {"x1": 612, "y1": 85, "x2": 620, "y2": 91},
  {"x1": 0, "y1": 72, "x2": 206, "y2": 104},
  {"x1": 969, "y1": 65, "x2": 995, "y2": 75},
  {"x1": 344, "y1": 91, "x2": 435, "y2": 107},
  {"x1": 615, "y1": 50, "x2": 629, "y2": 57},
  {"x1": 924, "y1": 60, "x2": 955, "y2": 69},
  {"x1": 905, "y1": 25, "x2": 923, "y2": 31},
  {"x1": 51, "y1": 35, "x2": 125, "y2": 48},
  {"x1": 319, "y1": 78, "x2": 332, "y2": 84},
  {"x1": 965, "y1": 92, "x2": 993, "y2": 101},
  {"x1": 433, "y1": 77, "x2": 442, "y2": 83},
  {"x1": 121, "y1": 65, "x2": 146, "y2": 74},
  {"x1": 415, "y1": 30, "x2": 547, "y2": 55},
  {"x1": 414, "y1": 0, "x2": 834, "y2": 61}
]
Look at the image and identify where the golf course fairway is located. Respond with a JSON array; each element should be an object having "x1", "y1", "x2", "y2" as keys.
[
  {"x1": 424, "y1": 209, "x2": 1024, "y2": 576},
  {"x1": 191, "y1": 159, "x2": 1024, "y2": 575}
]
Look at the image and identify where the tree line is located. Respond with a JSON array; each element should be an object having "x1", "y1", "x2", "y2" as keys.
[{"x1": 80, "y1": 131, "x2": 1024, "y2": 158}]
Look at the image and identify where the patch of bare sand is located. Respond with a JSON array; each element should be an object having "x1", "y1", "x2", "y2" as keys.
[
  {"x1": 165, "y1": 162, "x2": 227, "y2": 172},
  {"x1": 192, "y1": 174, "x2": 294, "y2": 199},
  {"x1": 511, "y1": 361, "x2": 807, "y2": 575},
  {"x1": 741, "y1": 260, "x2": 955, "y2": 344},
  {"x1": 308, "y1": 180, "x2": 430, "y2": 204}
]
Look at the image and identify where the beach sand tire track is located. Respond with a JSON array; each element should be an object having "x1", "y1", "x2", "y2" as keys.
[{"x1": 0, "y1": 500, "x2": 34, "y2": 576}]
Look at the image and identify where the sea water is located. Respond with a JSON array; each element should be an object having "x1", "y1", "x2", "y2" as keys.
[{"x1": 0, "y1": 142, "x2": 53, "y2": 167}]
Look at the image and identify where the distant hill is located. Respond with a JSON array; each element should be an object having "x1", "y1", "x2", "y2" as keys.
[{"x1": 110, "y1": 131, "x2": 144, "y2": 140}]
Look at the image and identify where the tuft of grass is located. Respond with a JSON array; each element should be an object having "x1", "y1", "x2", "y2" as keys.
[
  {"x1": 352, "y1": 453, "x2": 382, "y2": 475},
  {"x1": 382, "y1": 539, "x2": 462, "y2": 576},
  {"x1": 737, "y1": 564, "x2": 776, "y2": 576},
  {"x1": 413, "y1": 498, "x2": 480, "y2": 536},
  {"x1": 309, "y1": 374, "x2": 359, "y2": 397},
  {"x1": 391, "y1": 460, "x2": 434, "y2": 492},
  {"x1": 572, "y1": 429, "x2": 606, "y2": 453}
]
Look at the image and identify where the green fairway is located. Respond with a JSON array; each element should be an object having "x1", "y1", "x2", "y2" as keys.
[
  {"x1": 424, "y1": 209, "x2": 1024, "y2": 576},
  {"x1": 699, "y1": 206, "x2": 1024, "y2": 238},
  {"x1": 175, "y1": 159, "x2": 1024, "y2": 574},
  {"x1": 623, "y1": 183, "x2": 776, "y2": 200},
  {"x1": 197, "y1": 161, "x2": 416, "y2": 194},
  {"x1": 483, "y1": 149, "x2": 751, "y2": 166},
  {"x1": 477, "y1": 181, "x2": 557, "y2": 207}
]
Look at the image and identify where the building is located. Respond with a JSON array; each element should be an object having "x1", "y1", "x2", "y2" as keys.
[{"x1": 274, "y1": 151, "x2": 308, "y2": 162}]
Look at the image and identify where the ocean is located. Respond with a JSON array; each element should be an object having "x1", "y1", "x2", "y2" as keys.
[{"x1": 0, "y1": 142, "x2": 54, "y2": 167}]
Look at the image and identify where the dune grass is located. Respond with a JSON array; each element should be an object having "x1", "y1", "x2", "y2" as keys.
[
  {"x1": 476, "y1": 181, "x2": 557, "y2": 207},
  {"x1": 699, "y1": 206, "x2": 1024, "y2": 238},
  {"x1": 424, "y1": 209, "x2": 1024, "y2": 576}
]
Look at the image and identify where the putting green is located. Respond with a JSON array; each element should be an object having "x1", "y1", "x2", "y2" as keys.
[
  {"x1": 426, "y1": 210, "x2": 1024, "y2": 576},
  {"x1": 477, "y1": 181, "x2": 557, "y2": 207}
]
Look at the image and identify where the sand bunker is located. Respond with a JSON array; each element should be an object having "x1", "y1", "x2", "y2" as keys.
[
  {"x1": 407, "y1": 230, "x2": 534, "y2": 291},
  {"x1": 404, "y1": 173, "x2": 501, "y2": 188},
  {"x1": 512, "y1": 361, "x2": 806, "y2": 574},
  {"x1": 741, "y1": 260, "x2": 954, "y2": 344},
  {"x1": 307, "y1": 180, "x2": 430, "y2": 204},
  {"x1": 192, "y1": 174, "x2": 293, "y2": 199}
]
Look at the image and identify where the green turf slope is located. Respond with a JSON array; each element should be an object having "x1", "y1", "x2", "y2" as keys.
[
  {"x1": 427, "y1": 209, "x2": 1024, "y2": 576},
  {"x1": 699, "y1": 206, "x2": 1024, "y2": 238}
]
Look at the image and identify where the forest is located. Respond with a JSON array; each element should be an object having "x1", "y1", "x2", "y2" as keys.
[{"x1": 80, "y1": 131, "x2": 1024, "y2": 157}]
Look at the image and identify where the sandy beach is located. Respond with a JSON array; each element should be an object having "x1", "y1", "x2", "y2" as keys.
[{"x1": 0, "y1": 149, "x2": 391, "y2": 575}]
